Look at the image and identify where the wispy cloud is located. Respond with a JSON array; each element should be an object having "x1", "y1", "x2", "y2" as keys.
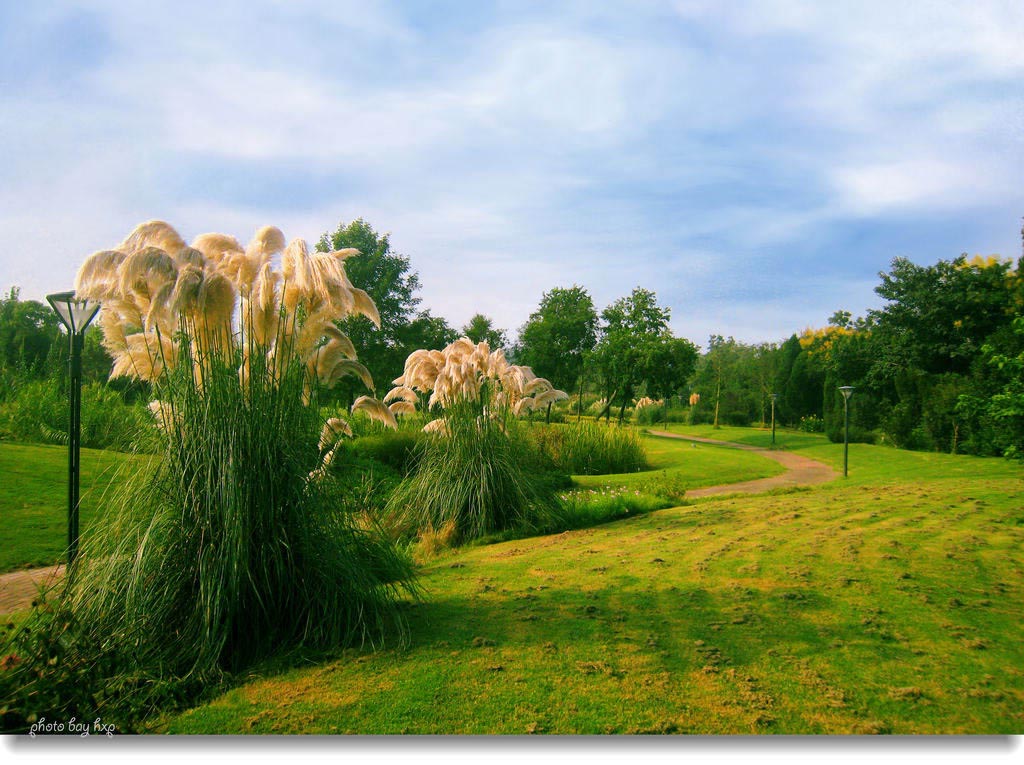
[{"x1": 2, "y1": 1, "x2": 1020, "y2": 344}]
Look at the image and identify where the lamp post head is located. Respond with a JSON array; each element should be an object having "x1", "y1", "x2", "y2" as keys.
[
  {"x1": 770, "y1": 393, "x2": 779, "y2": 403},
  {"x1": 46, "y1": 291, "x2": 100, "y2": 336},
  {"x1": 839, "y1": 385, "x2": 855, "y2": 401}
]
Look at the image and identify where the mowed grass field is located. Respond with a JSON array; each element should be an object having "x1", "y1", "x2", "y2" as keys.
[
  {"x1": 165, "y1": 428, "x2": 1024, "y2": 734},
  {"x1": 0, "y1": 443, "x2": 152, "y2": 572},
  {"x1": 0, "y1": 433, "x2": 777, "y2": 576},
  {"x1": 573, "y1": 428, "x2": 783, "y2": 493}
]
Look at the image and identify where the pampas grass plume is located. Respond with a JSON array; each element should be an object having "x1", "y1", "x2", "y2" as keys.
[
  {"x1": 247, "y1": 226, "x2": 286, "y2": 258},
  {"x1": 352, "y1": 395, "x2": 398, "y2": 430},
  {"x1": 388, "y1": 401, "x2": 416, "y2": 417},
  {"x1": 120, "y1": 220, "x2": 186, "y2": 256},
  {"x1": 75, "y1": 250, "x2": 127, "y2": 300},
  {"x1": 118, "y1": 246, "x2": 178, "y2": 305},
  {"x1": 319, "y1": 417, "x2": 353, "y2": 450},
  {"x1": 350, "y1": 288, "x2": 380, "y2": 328},
  {"x1": 191, "y1": 232, "x2": 243, "y2": 265}
]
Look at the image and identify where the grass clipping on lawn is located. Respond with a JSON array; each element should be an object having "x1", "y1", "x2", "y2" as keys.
[{"x1": 0, "y1": 221, "x2": 416, "y2": 731}]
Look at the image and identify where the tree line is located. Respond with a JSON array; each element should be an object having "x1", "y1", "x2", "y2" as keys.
[
  {"x1": 2, "y1": 218, "x2": 1021, "y2": 459},
  {"x1": 688, "y1": 253, "x2": 1023, "y2": 458}
]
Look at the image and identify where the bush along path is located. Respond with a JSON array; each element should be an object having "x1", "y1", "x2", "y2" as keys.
[
  {"x1": 644, "y1": 430, "x2": 837, "y2": 498},
  {"x1": 0, "y1": 433, "x2": 835, "y2": 616}
]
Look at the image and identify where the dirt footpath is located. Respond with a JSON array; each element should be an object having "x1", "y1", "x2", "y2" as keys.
[
  {"x1": 645, "y1": 430, "x2": 838, "y2": 498},
  {"x1": 0, "y1": 564, "x2": 63, "y2": 616}
]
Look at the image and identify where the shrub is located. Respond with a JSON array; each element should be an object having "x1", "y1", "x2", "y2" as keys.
[
  {"x1": 634, "y1": 402, "x2": 665, "y2": 425},
  {"x1": 826, "y1": 423, "x2": 878, "y2": 445},
  {"x1": 387, "y1": 414, "x2": 562, "y2": 543},
  {"x1": 555, "y1": 488, "x2": 666, "y2": 530},
  {"x1": 0, "y1": 379, "x2": 153, "y2": 451},
  {"x1": 382, "y1": 338, "x2": 568, "y2": 543},
  {"x1": 552, "y1": 473, "x2": 686, "y2": 532},
  {"x1": 530, "y1": 421, "x2": 647, "y2": 476},
  {"x1": 346, "y1": 429, "x2": 424, "y2": 474},
  {"x1": 798, "y1": 414, "x2": 825, "y2": 433}
]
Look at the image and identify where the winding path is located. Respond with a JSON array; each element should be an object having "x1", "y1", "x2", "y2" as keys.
[
  {"x1": 0, "y1": 564, "x2": 63, "y2": 617},
  {"x1": 0, "y1": 434, "x2": 837, "y2": 615},
  {"x1": 645, "y1": 430, "x2": 838, "y2": 498}
]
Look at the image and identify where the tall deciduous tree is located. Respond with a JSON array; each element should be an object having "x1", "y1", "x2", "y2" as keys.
[
  {"x1": 0, "y1": 287, "x2": 61, "y2": 375},
  {"x1": 869, "y1": 255, "x2": 1016, "y2": 379},
  {"x1": 515, "y1": 285, "x2": 598, "y2": 392},
  {"x1": 461, "y1": 313, "x2": 507, "y2": 349},
  {"x1": 317, "y1": 219, "x2": 455, "y2": 398},
  {"x1": 591, "y1": 288, "x2": 696, "y2": 423}
]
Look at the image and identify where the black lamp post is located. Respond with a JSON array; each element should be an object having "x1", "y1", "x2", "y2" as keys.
[
  {"x1": 46, "y1": 291, "x2": 100, "y2": 567},
  {"x1": 770, "y1": 393, "x2": 779, "y2": 447},
  {"x1": 838, "y1": 386, "x2": 854, "y2": 478}
]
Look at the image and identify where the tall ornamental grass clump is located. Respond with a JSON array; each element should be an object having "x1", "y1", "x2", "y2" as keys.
[
  {"x1": 0, "y1": 221, "x2": 415, "y2": 731},
  {"x1": 531, "y1": 421, "x2": 648, "y2": 475},
  {"x1": 383, "y1": 338, "x2": 567, "y2": 543}
]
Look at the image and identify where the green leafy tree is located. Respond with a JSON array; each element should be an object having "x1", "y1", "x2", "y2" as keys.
[
  {"x1": 461, "y1": 313, "x2": 507, "y2": 349},
  {"x1": 317, "y1": 219, "x2": 455, "y2": 399},
  {"x1": 0, "y1": 287, "x2": 61, "y2": 376},
  {"x1": 752, "y1": 341, "x2": 780, "y2": 426},
  {"x1": 959, "y1": 315, "x2": 1024, "y2": 458},
  {"x1": 591, "y1": 288, "x2": 694, "y2": 423},
  {"x1": 690, "y1": 336, "x2": 755, "y2": 428},
  {"x1": 645, "y1": 337, "x2": 699, "y2": 401},
  {"x1": 515, "y1": 285, "x2": 598, "y2": 393},
  {"x1": 869, "y1": 255, "x2": 1016, "y2": 379},
  {"x1": 406, "y1": 310, "x2": 458, "y2": 352}
]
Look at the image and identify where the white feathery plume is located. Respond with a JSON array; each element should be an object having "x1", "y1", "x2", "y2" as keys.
[
  {"x1": 350, "y1": 288, "x2": 380, "y2": 328},
  {"x1": 191, "y1": 232, "x2": 243, "y2": 266},
  {"x1": 249, "y1": 263, "x2": 280, "y2": 347},
  {"x1": 120, "y1": 221, "x2": 186, "y2": 256},
  {"x1": 75, "y1": 250, "x2": 127, "y2": 301},
  {"x1": 110, "y1": 332, "x2": 177, "y2": 382},
  {"x1": 351, "y1": 395, "x2": 398, "y2": 430},
  {"x1": 172, "y1": 246, "x2": 206, "y2": 270},
  {"x1": 422, "y1": 418, "x2": 449, "y2": 436},
  {"x1": 322, "y1": 325, "x2": 356, "y2": 359},
  {"x1": 118, "y1": 246, "x2": 178, "y2": 311},
  {"x1": 383, "y1": 386, "x2": 417, "y2": 404},
  {"x1": 319, "y1": 417, "x2": 353, "y2": 450},
  {"x1": 170, "y1": 264, "x2": 205, "y2": 317}
]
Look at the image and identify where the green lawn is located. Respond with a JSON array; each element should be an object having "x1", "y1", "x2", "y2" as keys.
[
  {"x1": 165, "y1": 430, "x2": 1024, "y2": 734},
  {"x1": 0, "y1": 442, "x2": 150, "y2": 572},
  {"x1": 655, "y1": 423, "x2": 1014, "y2": 485},
  {"x1": 572, "y1": 430, "x2": 784, "y2": 493},
  {"x1": 0, "y1": 432, "x2": 785, "y2": 576},
  {"x1": 652, "y1": 423, "x2": 829, "y2": 451}
]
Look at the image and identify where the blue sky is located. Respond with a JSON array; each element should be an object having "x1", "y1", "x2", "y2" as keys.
[{"x1": 1, "y1": 0, "x2": 1021, "y2": 348}]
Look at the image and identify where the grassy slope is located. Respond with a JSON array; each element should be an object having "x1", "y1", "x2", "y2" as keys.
[
  {"x1": 167, "y1": 430, "x2": 1024, "y2": 734},
  {"x1": 572, "y1": 430, "x2": 784, "y2": 492},
  {"x1": 0, "y1": 443, "x2": 150, "y2": 572}
]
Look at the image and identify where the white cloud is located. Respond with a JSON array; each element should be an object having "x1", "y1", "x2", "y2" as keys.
[{"x1": 831, "y1": 159, "x2": 978, "y2": 214}]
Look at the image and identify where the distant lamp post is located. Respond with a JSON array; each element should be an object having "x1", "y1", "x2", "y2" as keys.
[
  {"x1": 46, "y1": 291, "x2": 101, "y2": 567},
  {"x1": 770, "y1": 393, "x2": 779, "y2": 447},
  {"x1": 838, "y1": 386, "x2": 855, "y2": 478}
]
